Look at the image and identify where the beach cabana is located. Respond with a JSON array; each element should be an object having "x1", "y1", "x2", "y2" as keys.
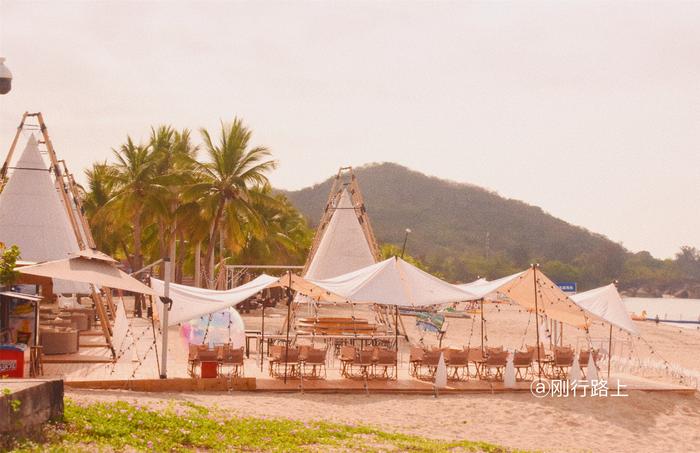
[{"x1": 570, "y1": 283, "x2": 637, "y2": 377}]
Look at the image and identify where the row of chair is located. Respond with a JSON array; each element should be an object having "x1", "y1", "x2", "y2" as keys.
[
  {"x1": 268, "y1": 345, "x2": 328, "y2": 379},
  {"x1": 338, "y1": 346, "x2": 398, "y2": 380},
  {"x1": 409, "y1": 345, "x2": 600, "y2": 382},
  {"x1": 187, "y1": 344, "x2": 245, "y2": 378}
]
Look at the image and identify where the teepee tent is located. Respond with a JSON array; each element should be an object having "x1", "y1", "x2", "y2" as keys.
[
  {"x1": 303, "y1": 168, "x2": 381, "y2": 280},
  {"x1": 0, "y1": 136, "x2": 88, "y2": 293}
]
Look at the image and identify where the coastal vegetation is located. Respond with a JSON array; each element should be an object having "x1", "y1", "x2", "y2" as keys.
[
  {"x1": 6, "y1": 399, "x2": 523, "y2": 452},
  {"x1": 83, "y1": 119, "x2": 313, "y2": 286}
]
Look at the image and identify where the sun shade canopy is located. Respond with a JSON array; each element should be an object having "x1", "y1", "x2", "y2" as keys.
[
  {"x1": 570, "y1": 283, "x2": 637, "y2": 334},
  {"x1": 454, "y1": 271, "x2": 526, "y2": 300},
  {"x1": 289, "y1": 257, "x2": 476, "y2": 307},
  {"x1": 18, "y1": 255, "x2": 156, "y2": 296},
  {"x1": 151, "y1": 274, "x2": 278, "y2": 326},
  {"x1": 495, "y1": 267, "x2": 590, "y2": 329}
]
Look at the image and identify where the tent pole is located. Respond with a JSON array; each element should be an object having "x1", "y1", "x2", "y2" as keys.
[
  {"x1": 532, "y1": 265, "x2": 542, "y2": 381},
  {"x1": 480, "y1": 298, "x2": 484, "y2": 353},
  {"x1": 147, "y1": 294, "x2": 160, "y2": 377},
  {"x1": 395, "y1": 305, "x2": 399, "y2": 379},
  {"x1": 607, "y1": 324, "x2": 613, "y2": 379},
  {"x1": 284, "y1": 270, "x2": 292, "y2": 384},
  {"x1": 160, "y1": 258, "x2": 171, "y2": 379},
  {"x1": 260, "y1": 302, "x2": 265, "y2": 372}
]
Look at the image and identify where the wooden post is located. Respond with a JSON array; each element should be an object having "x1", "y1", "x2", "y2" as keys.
[
  {"x1": 532, "y1": 265, "x2": 542, "y2": 380},
  {"x1": 91, "y1": 288, "x2": 114, "y2": 357},
  {"x1": 104, "y1": 289, "x2": 117, "y2": 320},
  {"x1": 480, "y1": 298, "x2": 485, "y2": 353},
  {"x1": 260, "y1": 302, "x2": 265, "y2": 372},
  {"x1": 284, "y1": 271, "x2": 292, "y2": 384},
  {"x1": 0, "y1": 111, "x2": 28, "y2": 187},
  {"x1": 607, "y1": 324, "x2": 613, "y2": 379},
  {"x1": 194, "y1": 241, "x2": 201, "y2": 287}
]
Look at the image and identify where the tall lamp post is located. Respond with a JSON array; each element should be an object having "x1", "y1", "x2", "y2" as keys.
[
  {"x1": 0, "y1": 57, "x2": 12, "y2": 95},
  {"x1": 400, "y1": 228, "x2": 412, "y2": 259}
]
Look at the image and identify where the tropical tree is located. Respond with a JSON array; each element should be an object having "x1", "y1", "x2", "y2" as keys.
[
  {"x1": 187, "y1": 118, "x2": 278, "y2": 285},
  {"x1": 102, "y1": 137, "x2": 165, "y2": 315}
]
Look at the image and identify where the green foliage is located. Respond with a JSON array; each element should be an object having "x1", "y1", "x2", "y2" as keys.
[
  {"x1": 84, "y1": 119, "x2": 312, "y2": 284},
  {"x1": 0, "y1": 244, "x2": 21, "y2": 286},
  {"x1": 1, "y1": 387, "x2": 21, "y2": 414},
  {"x1": 7, "y1": 400, "x2": 525, "y2": 452}
]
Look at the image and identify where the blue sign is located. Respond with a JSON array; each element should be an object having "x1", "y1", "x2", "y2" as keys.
[{"x1": 557, "y1": 282, "x2": 577, "y2": 293}]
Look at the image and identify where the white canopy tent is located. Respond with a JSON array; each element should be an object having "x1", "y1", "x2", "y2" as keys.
[
  {"x1": 454, "y1": 271, "x2": 525, "y2": 300},
  {"x1": 151, "y1": 274, "x2": 279, "y2": 326},
  {"x1": 292, "y1": 257, "x2": 476, "y2": 307},
  {"x1": 456, "y1": 267, "x2": 589, "y2": 329},
  {"x1": 571, "y1": 283, "x2": 637, "y2": 334},
  {"x1": 0, "y1": 136, "x2": 88, "y2": 294},
  {"x1": 304, "y1": 188, "x2": 377, "y2": 280},
  {"x1": 17, "y1": 251, "x2": 156, "y2": 296}
]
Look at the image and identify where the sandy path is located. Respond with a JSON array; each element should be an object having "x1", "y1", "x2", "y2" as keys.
[{"x1": 67, "y1": 388, "x2": 700, "y2": 453}]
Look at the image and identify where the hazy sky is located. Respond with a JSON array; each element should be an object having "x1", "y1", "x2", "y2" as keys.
[{"x1": 1, "y1": 1, "x2": 699, "y2": 259}]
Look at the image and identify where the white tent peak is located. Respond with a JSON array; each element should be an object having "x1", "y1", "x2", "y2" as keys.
[
  {"x1": 0, "y1": 136, "x2": 87, "y2": 293},
  {"x1": 16, "y1": 135, "x2": 44, "y2": 168},
  {"x1": 303, "y1": 186, "x2": 378, "y2": 280}
]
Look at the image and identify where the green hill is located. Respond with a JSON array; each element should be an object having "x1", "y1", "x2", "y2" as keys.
[{"x1": 282, "y1": 162, "x2": 699, "y2": 295}]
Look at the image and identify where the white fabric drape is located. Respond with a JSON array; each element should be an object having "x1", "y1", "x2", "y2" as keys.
[
  {"x1": 151, "y1": 274, "x2": 278, "y2": 326},
  {"x1": 570, "y1": 284, "x2": 637, "y2": 334},
  {"x1": 454, "y1": 271, "x2": 525, "y2": 300},
  {"x1": 292, "y1": 257, "x2": 476, "y2": 307}
]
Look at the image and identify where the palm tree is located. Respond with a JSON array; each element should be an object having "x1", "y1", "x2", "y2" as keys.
[
  {"x1": 105, "y1": 137, "x2": 164, "y2": 314},
  {"x1": 188, "y1": 118, "x2": 277, "y2": 285},
  {"x1": 234, "y1": 188, "x2": 313, "y2": 265},
  {"x1": 148, "y1": 126, "x2": 199, "y2": 278}
]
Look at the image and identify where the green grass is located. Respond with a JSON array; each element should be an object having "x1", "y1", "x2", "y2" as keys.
[{"x1": 5, "y1": 399, "x2": 530, "y2": 452}]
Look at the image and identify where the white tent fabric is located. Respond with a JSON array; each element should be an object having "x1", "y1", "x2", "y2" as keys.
[
  {"x1": 151, "y1": 274, "x2": 278, "y2": 326},
  {"x1": 454, "y1": 267, "x2": 589, "y2": 328},
  {"x1": 570, "y1": 284, "x2": 637, "y2": 334},
  {"x1": 304, "y1": 188, "x2": 376, "y2": 280},
  {"x1": 454, "y1": 271, "x2": 525, "y2": 300},
  {"x1": 492, "y1": 267, "x2": 589, "y2": 328},
  {"x1": 18, "y1": 255, "x2": 157, "y2": 296},
  {"x1": 292, "y1": 257, "x2": 476, "y2": 307},
  {"x1": 0, "y1": 136, "x2": 87, "y2": 294}
]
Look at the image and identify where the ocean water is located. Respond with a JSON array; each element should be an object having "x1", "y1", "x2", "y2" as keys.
[{"x1": 623, "y1": 297, "x2": 700, "y2": 328}]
